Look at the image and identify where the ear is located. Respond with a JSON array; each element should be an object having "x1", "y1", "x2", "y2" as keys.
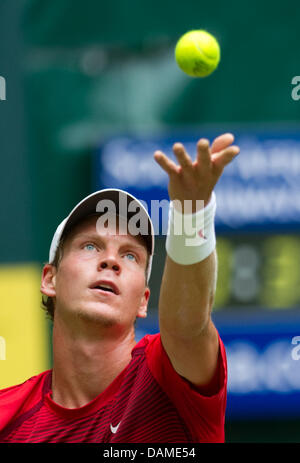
[
  {"x1": 137, "y1": 286, "x2": 150, "y2": 319},
  {"x1": 40, "y1": 264, "x2": 57, "y2": 298}
]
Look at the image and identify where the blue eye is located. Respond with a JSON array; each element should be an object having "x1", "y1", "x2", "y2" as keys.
[
  {"x1": 125, "y1": 253, "x2": 136, "y2": 261},
  {"x1": 85, "y1": 244, "x2": 96, "y2": 251}
]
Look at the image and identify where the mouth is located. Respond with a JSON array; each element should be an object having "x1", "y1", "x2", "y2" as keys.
[{"x1": 90, "y1": 280, "x2": 120, "y2": 295}]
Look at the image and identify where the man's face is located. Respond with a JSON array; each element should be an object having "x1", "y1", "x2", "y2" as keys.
[{"x1": 42, "y1": 215, "x2": 150, "y2": 330}]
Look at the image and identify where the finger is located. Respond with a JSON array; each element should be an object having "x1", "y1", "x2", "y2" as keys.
[
  {"x1": 212, "y1": 145, "x2": 240, "y2": 170},
  {"x1": 172, "y1": 143, "x2": 193, "y2": 169},
  {"x1": 196, "y1": 138, "x2": 211, "y2": 169},
  {"x1": 211, "y1": 133, "x2": 234, "y2": 154},
  {"x1": 154, "y1": 150, "x2": 179, "y2": 176}
]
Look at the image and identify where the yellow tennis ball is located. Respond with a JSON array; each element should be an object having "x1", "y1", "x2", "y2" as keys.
[{"x1": 175, "y1": 30, "x2": 220, "y2": 77}]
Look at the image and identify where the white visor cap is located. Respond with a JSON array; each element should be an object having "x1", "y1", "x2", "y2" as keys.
[{"x1": 49, "y1": 188, "x2": 155, "y2": 283}]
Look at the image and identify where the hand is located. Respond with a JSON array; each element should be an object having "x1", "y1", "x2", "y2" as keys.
[{"x1": 154, "y1": 133, "x2": 240, "y2": 212}]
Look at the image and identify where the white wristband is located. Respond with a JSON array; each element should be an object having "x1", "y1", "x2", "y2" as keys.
[{"x1": 166, "y1": 192, "x2": 216, "y2": 265}]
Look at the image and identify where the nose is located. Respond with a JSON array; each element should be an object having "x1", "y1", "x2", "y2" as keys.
[{"x1": 98, "y1": 254, "x2": 121, "y2": 274}]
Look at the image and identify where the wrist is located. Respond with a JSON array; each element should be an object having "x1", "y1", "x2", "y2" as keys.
[
  {"x1": 166, "y1": 192, "x2": 216, "y2": 265},
  {"x1": 172, "y1": 193, "x2": 212, "y2": 214}
]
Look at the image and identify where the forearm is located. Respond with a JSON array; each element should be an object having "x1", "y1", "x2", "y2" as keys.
[{"x1": 158, "y1": 249, "x2": 217, "y2": 339}]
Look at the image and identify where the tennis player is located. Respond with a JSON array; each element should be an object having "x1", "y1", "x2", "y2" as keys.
[{"x1": 0, "y1": 133, "x2": 239, "y2": 443}]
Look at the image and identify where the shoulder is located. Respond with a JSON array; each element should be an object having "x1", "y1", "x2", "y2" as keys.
[
  {"x1": 147, "y1": 331, "x2": 227, "y2": 416},
  {"x1": 0, "y1": 371, "x2": 51, "y2": 434},
  {"x1": 0, "y1": 370, "x2": 51, "y2": 398},
  {"x1": 133, "y1": 332, "x2": 227, "y2": 391},
  {"x1": 132, "y1": 333, "x2": 160, "y2": 353}
]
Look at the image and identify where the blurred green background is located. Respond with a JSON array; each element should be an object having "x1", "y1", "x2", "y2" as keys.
[{"x1": 0, "y1": 0, "x2": 300, "y2": 442}]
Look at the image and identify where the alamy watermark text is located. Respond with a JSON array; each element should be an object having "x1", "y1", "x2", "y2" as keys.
[
  {"x1": 95, "y1": 196, "x2": 207, "y2": 247},
  {"x1": 291, "y1": 336, "x2": 300, "y2": 360},
  {"x1": 291, "y1": 76, "x2": 300, "y2": 101},
  {"x1": 0, "y1": 76, "x2": 6, "y2": 101},
  {"x1": 0, "y1": 336, "x2": 6, "y2": 360}
]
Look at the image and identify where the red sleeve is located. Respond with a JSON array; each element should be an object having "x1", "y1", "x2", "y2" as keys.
[
  {"x1": 145, "y1": 333, "x2": 227, "y2": 443},
  {"x1": 0, "y1": 370, "x2": 51, "y2": 434}
]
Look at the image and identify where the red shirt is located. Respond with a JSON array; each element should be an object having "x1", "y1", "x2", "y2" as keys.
[{"x1": 0, "y1": 333, "x2": 227, "y2": 443}]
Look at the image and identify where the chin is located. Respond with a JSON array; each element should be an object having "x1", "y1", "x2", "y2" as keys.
[{"x1": 75, "y1": 304, "x2": 122, "y2": 327}]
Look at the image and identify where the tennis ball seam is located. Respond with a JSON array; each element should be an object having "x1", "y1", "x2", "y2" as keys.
[{"x1": 194, "y1": 42, "x2": 218, "y2": 62}]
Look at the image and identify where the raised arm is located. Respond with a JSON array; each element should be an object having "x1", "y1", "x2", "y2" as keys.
[{"x1": 154, "y1": 134, "x2": 239, "y2": 389}]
